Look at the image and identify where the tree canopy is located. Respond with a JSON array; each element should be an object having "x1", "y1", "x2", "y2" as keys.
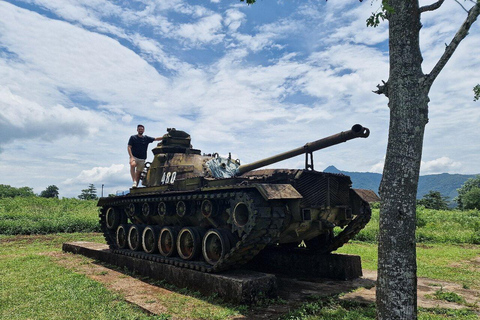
[
  {"x1": 0, "y1": 184, "x2": 35, "y2": 198},
  {"x1": 455, "y1": 175, "x2": 480, "y2": 210},
  {"x1": 78, "y1": 184, "x2": 98, "y2": 200},
  {"x1": 417, "y1": 190, "x2": 449, "y2": 210},
  {"x1": 39, "y1": 185, "x2": 59, "y2": 198}
]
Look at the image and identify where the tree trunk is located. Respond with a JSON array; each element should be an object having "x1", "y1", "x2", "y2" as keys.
[{"x1": 376, "y1": 1, "x2": 429, "y2": 319}]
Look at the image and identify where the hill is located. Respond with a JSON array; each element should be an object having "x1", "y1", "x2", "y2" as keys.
[{"x1": 324, "y1": 166, "x2": 478, "y2": 203}]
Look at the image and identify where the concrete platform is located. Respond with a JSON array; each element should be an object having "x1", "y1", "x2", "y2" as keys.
[
  {"x1": 62, "y1": 242, "x2": 276, "y2": 304},
  {"x1": 246, "y1": 247, "x2": 363, "y2": 280}
]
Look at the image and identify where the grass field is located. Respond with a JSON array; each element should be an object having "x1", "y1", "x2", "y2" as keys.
[
  {"x1": 0, "y1": 197, "x2": 479, "y2": 319},
  {"x1": 353, "y1": 206, "x2": 480, "y2": 244},
  {"x1": 0, "y1": 197, "x2": 100, "y2": 235}
]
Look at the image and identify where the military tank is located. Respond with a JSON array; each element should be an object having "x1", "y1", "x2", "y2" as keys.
[{"x1": 98, "y1": 124, "x2": 371, "y2": 273}]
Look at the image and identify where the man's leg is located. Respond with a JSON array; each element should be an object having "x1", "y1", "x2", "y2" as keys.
[
  {"x1": 134, "y1": 158, "x2": 146, "y2": 187},
  {"x1": 130, "y1": 159, "x2": 137, "y2": 182},
  {"x1": 135, "y1": 170, "x2": 141, "y2": 186}
]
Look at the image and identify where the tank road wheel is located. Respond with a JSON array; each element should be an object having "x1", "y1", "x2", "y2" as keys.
[
  {"x1": 116, "y1": 224, "x2": 131, "y2": 249},
  {"x1": 157, "y1": 202, "x2": 167, "y2": 216},
  {"x1": 202, "y1": 229, "x2": 231, "y2": 265},
  {"x1": 141, "y1": 202, "x2": 153, "y2": 217},
  {"x1": 201, "y1": 199, "x2": 217, "y2": 218},
  {"x1": 125, "y1": 203, "x2": 136, "y2": 218},
  {"x1": 105, "y1": 207, "x2": 122, "y2": 230},
  {"x1": 158, "y1": 226, "x2": 179, "y2": 257},
  {"x1": 176, "y1": 201, "x2": 189, "y2": 217},
  {"x1": 177, "y1": 227, "x2": 203, "y2": 260},
  {"x1": 128, "y1": 224, "x2": 146, "y2": 251},
  {"x1": 142, "y1": 226, "x2": 160, "y2": 254}
]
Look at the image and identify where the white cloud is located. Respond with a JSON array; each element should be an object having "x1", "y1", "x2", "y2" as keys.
[
  {"x1": 0, "y1": 86, "x2": 107, "y2": 145},
  {"x1": 64, "y1": 164, "x2": 126, "y2": 185},
  {"x1": 224, "y1": 9, "x2": 245, "y2": 33},
  {"x1": 370, "y1": 161, "x2": 384, "y2": 174},
  {"x1": 175, "y1": 13, "x2": 225, "y2": 45},
  {"x1": 0, "y1": 2, "x2": 169, "y2": 115},
  {"x1": 420, "y1": 157, "x2": 461, "y2": 175}
]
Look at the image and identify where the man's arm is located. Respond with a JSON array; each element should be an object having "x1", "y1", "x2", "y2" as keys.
[
  {"x1": 154, "y1": 137, "x2": 163, "y2": 141},
  {"x1": 128, "y1": 145, "x2": 134, "y2": 158}
]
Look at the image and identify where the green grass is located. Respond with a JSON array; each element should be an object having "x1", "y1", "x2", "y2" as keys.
[
  {"x1": 337, "y1": 242, "x2": 480, "y2": 287},
  {"x1": 352, "y1": 207, "x2": 480, "y2": 244},
  {"x1": 0, "y1": 233, "x2": 247, "y2": 320},
  {"x1": 280, "y1": 298, "x2": 479, "y2": 320},
  {"x1": 0, "y1": 197, "x2": 100, "y2": 235},
  {"x1": 429, "y1": 288, "x2": 467, "y2": 304},
  {"x1": 0, "y1": 255, "x2": 158, "y2": 320},
  {"x1": 2, "y1": 233, "x2": 477, "y2": 319}
]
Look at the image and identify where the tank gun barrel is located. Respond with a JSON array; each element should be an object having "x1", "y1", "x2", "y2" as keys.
[{"x1": 236, "y1": 124, "x2": 370, "y2": 176}]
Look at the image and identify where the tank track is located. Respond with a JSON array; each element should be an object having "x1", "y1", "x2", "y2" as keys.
[
  {"x1": 99, "y1": 188, "x2": 286, "y2": 273},
  {"x1": 326, "y1": 201, "x2": 372, "y2": 252}
]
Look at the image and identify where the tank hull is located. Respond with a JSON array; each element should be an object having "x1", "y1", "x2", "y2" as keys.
[{"x1": 98, "y1": 170, "x2": 371, "y2": 272}]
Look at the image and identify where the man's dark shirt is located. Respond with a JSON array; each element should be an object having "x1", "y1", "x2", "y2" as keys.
[{"x1": 128, "y1": 135, "x2": 155, "y2": 159}]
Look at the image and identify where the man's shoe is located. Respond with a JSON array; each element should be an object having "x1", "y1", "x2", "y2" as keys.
[{"x1": 132, "y1": 182, "x2": 137, "y2": 188}]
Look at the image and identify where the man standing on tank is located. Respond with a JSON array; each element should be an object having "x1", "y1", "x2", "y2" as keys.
[{"x1": 128, "y1": 124, "x2": 162, "y2": 188}]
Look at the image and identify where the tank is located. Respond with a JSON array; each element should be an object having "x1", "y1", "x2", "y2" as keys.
[{"x1": 98, "y1": 124, "x2": 371, "y2": 272}]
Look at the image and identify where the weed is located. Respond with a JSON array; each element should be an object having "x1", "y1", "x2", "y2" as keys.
[{"x1": 431, "y1": 288, "x2": 466, "y2": 304}]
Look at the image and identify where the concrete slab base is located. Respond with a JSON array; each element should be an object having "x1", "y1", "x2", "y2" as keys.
[
  {"x1": 62, "y1": 241, "x2": 276, "y2": 304},
  {"x1": 246, "y1": 247, "x2": 363, "y2": 280}
]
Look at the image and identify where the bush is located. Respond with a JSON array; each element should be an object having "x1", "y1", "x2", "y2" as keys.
[
  {"x1": 0, "y1": 197, "x2": 100, "y2": 235},
  {"x1": 352, "y1": 206, "x2": 480, "y2": 244}
]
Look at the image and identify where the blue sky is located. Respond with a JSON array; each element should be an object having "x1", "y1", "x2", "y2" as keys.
[{"x1": 0, "y1": 0, "x2": 479, "y2": 198}]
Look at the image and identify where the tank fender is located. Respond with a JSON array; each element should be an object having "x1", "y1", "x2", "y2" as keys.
[
  {"x1": 351, "y1": 188, "x2": 378, "y2": 203},
  {"x1": 254, "y1": 183, "x2": 303, "y2": 201}
]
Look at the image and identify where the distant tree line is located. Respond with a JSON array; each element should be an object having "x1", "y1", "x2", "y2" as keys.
[
  {"x1": 0, "y1": 184, "x2": 98, "y2": 200},
  {"x1": 413, "y1": 175, "x2": 480, "y2": 210}
]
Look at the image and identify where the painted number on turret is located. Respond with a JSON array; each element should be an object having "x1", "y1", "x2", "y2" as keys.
[{"x1": 161, "y1": 172, "x2": 177, "y2": 184}]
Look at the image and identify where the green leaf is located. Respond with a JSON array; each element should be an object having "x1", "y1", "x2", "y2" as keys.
[{"x1": 474, "y1": 84, "x2": 480, "y2": 101}]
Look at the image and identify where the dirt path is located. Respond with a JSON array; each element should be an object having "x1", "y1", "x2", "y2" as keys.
[{"x1": 48, "y1": 251, "x2": 479, "y2": 319}]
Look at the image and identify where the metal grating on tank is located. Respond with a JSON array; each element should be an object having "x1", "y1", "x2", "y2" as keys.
[
  {"x1": 295, "y1": 171, "x2": 351, "y2": 208},
  {"x1": 295, "y1": 171, "x2": 328, "y2": 208}
]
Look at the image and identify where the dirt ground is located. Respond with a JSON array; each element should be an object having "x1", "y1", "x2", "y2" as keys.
[{"x1": 47, "y1": 251, "x2": 480, "y2": 319}]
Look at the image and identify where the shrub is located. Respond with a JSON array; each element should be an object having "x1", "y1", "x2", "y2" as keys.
[{"x1": 0, "y1": 197, "x2": 100, "y2": 235}]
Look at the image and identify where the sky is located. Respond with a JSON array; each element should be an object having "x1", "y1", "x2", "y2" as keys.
[{"x1": 0, "y1": 0, "x2": 479, "y2": 198}]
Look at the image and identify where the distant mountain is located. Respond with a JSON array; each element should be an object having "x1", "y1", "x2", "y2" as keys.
[{"x1": 323, "y1": 166, "x2": 478, "y2": 203}]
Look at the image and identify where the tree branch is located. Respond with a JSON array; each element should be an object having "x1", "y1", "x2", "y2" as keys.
[
  {"x1": 374, "y1": 80, "x2": 389, "y2": 97},
  {"x1": 454, "y1": 0, "x2": 470, "y2": 13},
  {"x1": 425, "y1": 2, "x2": 480, "y2": 88},
  {"x1": 419, "y1": 0, "x2": 445, "y2": 13}
]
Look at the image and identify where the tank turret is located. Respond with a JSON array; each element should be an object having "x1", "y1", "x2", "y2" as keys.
[{"x1": 98, "y1": 125, "x2": 372, "y2": 272}]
